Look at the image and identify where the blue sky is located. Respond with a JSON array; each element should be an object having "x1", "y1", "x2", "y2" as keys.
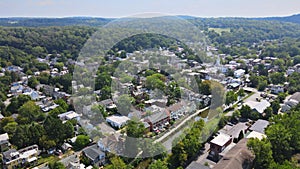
[{"x1": 1, "y1": 0, "x2": 300, "y2": 18}]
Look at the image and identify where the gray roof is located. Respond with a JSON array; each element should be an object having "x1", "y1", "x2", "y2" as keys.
[
  {"x1": 244, "y1": 100, "x2": 270, "y2": 114},
  {"x1": 221, "y1": 123, "x2": 249, "y2": 139},
  {"x1": 83, "y1": 144, "x2": 105, "y2": 161},
  {"x1": 145, "y1": 110, "x2": 169, "y2": 124},
  {"x1": 3, "y1": 149, "x2": 18, "y2": 161},
  {"x1": 99, "y1": 99, "x2": 114, "y2": 106},
  {"x1": 249, "y1": 119, "x2": 269, "y2": 134},
  {"x1": 213, "y1": 138, "x2": 254, "y2": 169},
  {"x1": 186, "y1": 161, "x2": 210, "y2": 169},
  {"x1": 0, "y1": 133, "x2": 9, "y2": 142},
  {"x1": 290, "y1": 92, "x2": 300, "y2": 102}
]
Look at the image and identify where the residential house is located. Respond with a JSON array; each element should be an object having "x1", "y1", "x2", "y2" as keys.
[
  {"x1": 281, "y1": 92, "x2": 300, "y2": 112},
  {"x1": 219, "y1": 123, "x2": 249, "y2": 143},
  {"x1": 213, "y1": 138, "x2": 254, "y2": 169},
  {"x1": 186, "y1": 161, "x2": 210, "y2": 169},
  {"x1": 58, "y1": 111, "x2": 81, "y2": 122},
  {"x1": 270, "y1": 84, "x2": 284, "y2": 94},
  {"x1": 53, "y1": 91, "x2": 71, "y2": 100},
  {"x1": 246, "y1": 131, "x2": 266, "y2": 140},
  {"x1": 0, "y1": 133, "x2": 10, "y2": 152},
  {"x1": 99, "y1": 99, "x2": 117, "y2": 110},
  {"x1": 106, "y1": 115, "x2": 130, "y2": 129},
  {"x1": 228, "y1": 82, "x2": 240, "y2": 90},
  {"x1": 244, "y1": 100, "x2": 271, "y2": 114},
  {"x1": 249, "y1": 119, "x2": 269, "y2": 134},
  {"x1": 10, "y1": 83, "x2": 24, "y2": 95},
  {"x1": 23, "y1": 88, "x2": 40, "y2": 100},
  {"x1": 144, "y1": 98, "x2": 168, "y2": 108},
  {"x1": 97, "y1": 134, "x2": 124, "y2": 154},
  {"x1": 167, "y1": 101, "x2": 186, "y2": 120},
  {"x1": 0, "y1": 113, "x2": 4, "y2": 120},
  {"x1": 209, "y1": 133, "x2": 233, "y2": 161},
  {"x1": 61, "y1": 143, "x2": 73, "y2": 152},
  {"x1": 82, "y1": 144, "x2": 105, "y2": 166},
  {"x1": 294, "y1": 64, "x2": 300, "y2": 73},
  {"x1": 2, "y1": 145, "x2": 39, "y2": 169},
  {"x1": 144, "y1": 109, "x2": 170, "y2": 131},
  {"x1": 286, "y1": 68, "x2": 295, "y2": 76},
  {"x1": 234, "y1": 69, "x2": 245, "y2": 78},
  {"x1": 2, "y1": 149, "x2": 20, "y2": 169}
]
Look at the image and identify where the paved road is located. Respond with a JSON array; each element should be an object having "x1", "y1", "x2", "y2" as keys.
[{"x1": 155, "y1": 107, "x2": 209, "y2": 151}]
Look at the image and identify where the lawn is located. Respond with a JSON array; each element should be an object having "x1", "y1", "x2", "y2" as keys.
[
  {"x1": 34, "y1": 154, "x2": 60, "y2": 168},
  {"x1": 208, "y1": 27, "x2": 230, "y2": 34}
]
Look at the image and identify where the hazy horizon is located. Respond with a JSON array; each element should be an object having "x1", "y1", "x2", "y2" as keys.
[{"x1": 1, "y1": 0, "x2": 300, "y2": 18}]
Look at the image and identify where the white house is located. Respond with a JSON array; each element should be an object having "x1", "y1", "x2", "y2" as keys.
[
  {"x1": 270, "y1": 84, "x2": 284, "y2": 94},
  {"x1": 106, "y1": 115, "x2": 130, "y2": 129},
  {"x1": 58, "y1": 111, "x2": 81, "y2": 121},
  {"x1": 281, "y1": 92, "x2": 300, "y2": 112},
  {"x1": 234, "y1": 69, "x2": 245, "y2": 78},
  {"x1": 244, "y1": 100, "x2": 271, "y2": 114}
]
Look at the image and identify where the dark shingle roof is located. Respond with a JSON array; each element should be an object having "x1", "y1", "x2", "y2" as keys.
[
  {"x1": 213, "y1": 138, "x2": 254, "y2": 169},
  {"x1": 186, "y1": 161, "x2": 210, "y2": 169},
  {"x1": 83, "y1": 144, "x2": 105, "y2": 161},
  {"x1": 249, "y1": 119, "x2": 269, "y2": 134},
  {"x1": 290, "y1": 92, "x2": 300, "y2": 102},
  {"x1": 145, "y1": 110, "x2": 169, "y2": 124}
]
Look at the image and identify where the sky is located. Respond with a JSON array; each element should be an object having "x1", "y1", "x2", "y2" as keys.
[{"x1": 1, "y1": 0, "x2": 300, "y2": 18}]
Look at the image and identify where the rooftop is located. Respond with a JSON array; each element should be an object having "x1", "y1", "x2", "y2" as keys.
[
  {"x1": 246, "y1": 131, "x2": 266, "y2": 140},
  {"x1": 0, "y1": 133, "x2": 9, "y2": 142},
  {"x1": 186, "y1": 161, "x2": 210, "y2": 169},
  {"x1": 249, "y1": 119, "x2": 269, "y2": 134},
  {"x1": 106, "y1": 115, "x2": 130, "y2": 125},
  {"x1": 244, "y1": 100, "x2": 270, "y2": 114},
  {"x1": 289, "y1": 92, "x2": 300, "y2": 102},
  {"x1": 210, "y1": 133, "x2": 232, "y2": 147},
  {"x1": 145, "y1": 110, "x2": 170, "y2": 124},
  {"x1": 220, "y1": 123, "x2": 249, "y2": 139},
  {"x1": 213, "y1": 138, "x2": 254, "y2": 169},
  {"x1": 83, "y1": 144, "x2": 105, "y2": 161}
]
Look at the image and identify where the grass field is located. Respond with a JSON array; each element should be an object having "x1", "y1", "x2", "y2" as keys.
[{"x1": 208, "y1": 27, "x2": 230, "y2": 34}]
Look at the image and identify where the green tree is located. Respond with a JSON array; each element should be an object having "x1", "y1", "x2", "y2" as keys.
[
  {"x1": 240, "y1": 105, "x2": 252, "y2": 119},
  {"x1": 264, "y1": 107, "x2": 273, "y2": 120},
  {"x1": 39, "y1": 135, "x2": 56, "y2": 150},
  {"x1": 145, "y1": 73, "x2": 166, "y2": 91},
  {"x1": 105, "y1": 156, "x2": 127, "y2": 169},
  {"x1": 270, "y1": 72, "x2": 286, "y2": 85},
  {"x1": 271, "y1": 100, "x2": 280, "y2": 114},
  {"x1": 237, "y1": 88, "x2": 245, "y2": 97},
  {"x1": 148, "y1": 160, "x2": 168, "y2": 169},
  {"x1": 199, "y1": 80, "x2": 211, "y2": 95},
  {"x1": 54, "y1": 99, "x2": 69, "y2": 111},
  {"x1": 74, "y1": 135, "x2": 90, "y2": 150},
  {"x1": 28, "y1": 76, "x2": 39, "y2": 89},
  {"x1": 293, "y1": 55, "x2": 300, "y2": 65},
  {"x1": 169, "y1": 141, "x2": 188, "y2": 168},
  {"x1": 49, "y1": 161, "x2": 66, "y2": 169},
  {"x1": 54, "y1": 62, "x2": 64, "y2": 72},
  {"x1": 225, "y1": 91, "x2": 238, "y2": 105},
  {"x1": 277, "y1": 92, "x2": 287, "y2": 103},
  {"x1": 6, "y1": 94, "x2": 31, "y2": 114},
  {"x1": 3, "y1": 122, "x2": 18, "y2": 137},
  {"x1": 258, "y1": 80, "x2": 268, "y2": 91},
  {"x1": 266, "y1": 122, "x2": 294, "y2": 163},
  {"x1": 11, "y1": 125, "x2": 30, "y2": 148},
  {"x1": 18, "y1": 101, "x2": 44, "y2": 123},
  {"x1": 126, "y1": 120, "x2": 145, "y2": 138},
  {"x1": 247, "y1": 138, "x2": 274, "y2": 169},
  {"x1": 116, "y1": 94, "x2": 134, "y2": 116}
]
